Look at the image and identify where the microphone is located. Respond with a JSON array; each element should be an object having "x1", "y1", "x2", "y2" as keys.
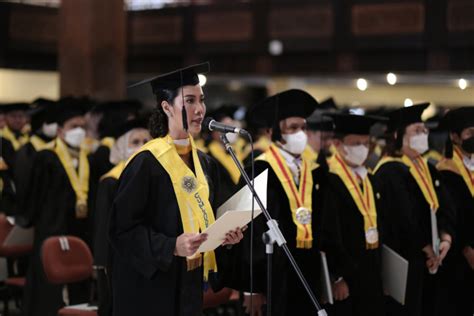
[{"x1": 202, "y1": 117, "x2": 249, "y2": 135}]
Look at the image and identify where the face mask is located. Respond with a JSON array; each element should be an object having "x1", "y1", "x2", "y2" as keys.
[
  {"x1": 462, "y1": 154, "x2": 474, "y2": 171},
  {"x1": 42, "y1": 122, "x2": 58, "y2": 138},
  {"x1": 126, "y1": 146, "x2": 139, "y2": 160},
  {"x1": 409, "y1": 133, "x2": 429, "y2": 154},
  {"x1": 64, "y1": 127, "x2": 86, "y2": 148},
  {"x1": 343, "y1": 144, "x2": 369, "y2": 166},
  {"x1": 226, "y1": 132, "x2": 238, "y2": 144},
  {"x1": 173, "y1": 138, "x2": 190, "y2": 146},
  {"x1": 461, "y1": 136, "x2": 474, "y2": 154},
  {"x1": 281, "y1": 130, "x2": 307, "y2": 155}
]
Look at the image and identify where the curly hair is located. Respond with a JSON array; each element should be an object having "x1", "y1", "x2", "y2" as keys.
[{"x1": 149, "y1": 88, "x2": 179, "y2": 138}]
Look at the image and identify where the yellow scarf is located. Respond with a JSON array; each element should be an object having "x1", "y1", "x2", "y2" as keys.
[
  {"x1": 1, "y1": 126, "x2": 29, "y2": 151},
  {"x1": 100, "y1": 161, "x2": 126, "y2": 181},
  {"x1": 130, "y1": 135, "x2": 217, "y2": 280},
  {"x1": 208, "y1": 140, "x2": 243, "y2": 184},
  {"x1": 257, "y1": 144, "x2": 314, "y2": 249},
  {"x1": 301, "y1": 145, "x2": 318, "y2": 162},
  {"x1": 52, "y1": 138, "x2": 90, "y2": 219},
  {"x1": 100, "y1": 137, "x2": 115, "y2": 150},
  {"x1": 401, "y1": 155, "x2": 439, "y2": 212},
  {"x1": 329, "y1": 153, "x2": 379, "y2": 249},
  {"x1": 30, "y1": 135, "x2": 47, "y2": 151},
  {"x1": 437, "y1": 147, "x2": 474, "y2": 197},
  {"x1": 373, "y1": 156, "x2": 404, "y2": 174}
]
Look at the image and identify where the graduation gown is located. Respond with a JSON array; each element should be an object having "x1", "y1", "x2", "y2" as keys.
[
  {"x1": 374, "y1": 160, "x2": 456, "y2": 316},
  {"x1": 0, "y1": 160, "x2": 16, "y2": 215},
  {"x1": 22, "y1": 148, "x2": 91, "y2": 316},
  {"x1": 437, "y1": 163, "x2": 474, "y2": 316},
  {"x1": 94, "y1": 174, "x2": 120, "y2": 316},
  {"x1": 230, "y1": 158, "x2": 327, "y2": 316},
  {"x1": 108, "y1": 150, "x2": 233, "y2": 316},
  {"x1": 0, "y1": 137, "x2": 16, "y2": 174},
  {"x1": 321, "y1": 172, "x2": 386, "y2": 316}
]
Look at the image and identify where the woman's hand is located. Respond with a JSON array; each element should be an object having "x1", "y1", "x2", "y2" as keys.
[
  {"x1": 222, "y1": 226, "x2": 247, "y2": 246},
  {"x1": 333, "y1": 279, "x2": 350, "y2": 301},
  {"x1": 174, "y1": 233, "x2": 208, "y2": 257}
]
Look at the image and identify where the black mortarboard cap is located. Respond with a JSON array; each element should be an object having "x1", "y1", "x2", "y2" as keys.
[
  {"x1": 319, "y1": 97, "x2": 338, "y2": 110},
  {"x1": 128, "y1": 62, "x2": 209, "y2": 132},
  {"x1": 112, "y1": 116, "x2": 149, "y2": 139},
  {"x1": 250, "y1": 89, "x2": 319, "y2": 141},
  {"x1": 325, "y1": 113, "x2": 386, "y2": 135},
  {"x1": 29, "y1": 98, "x2": 57, "y2": 132},
  {"x1": 55, "y1": 96, "x2": 93, "y2": 125},
  {"x1": 440, "y1": 107, "x2": 474, "y2": 158},
  {"x1": 0, "y1": 103, "x2": 30, "y2": 113},
  {"x1": 387, "y1": 102, "x2": 430, "y2": 132},
  {"x1": 207, "y1": 104, "x2": 239, "y2": 122},
  {"x1": 306, "y1": 111, "x2": 334, "y2": 132}
]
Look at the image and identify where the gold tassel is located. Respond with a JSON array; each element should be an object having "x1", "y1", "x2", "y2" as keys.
[{"x1": 366, "y1": 242, "x2": 379, "y2": 250}]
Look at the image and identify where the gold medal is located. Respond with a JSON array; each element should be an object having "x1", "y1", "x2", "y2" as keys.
[
  {"x1": 365, "y1": 227, "x2": 379, "y2": 244},
  {"x1": 295, "y1": 207, "x2": 312, "y2": 225},
  {"x1": 75, "y1": 201, "x2": 88, "y2": 219}
]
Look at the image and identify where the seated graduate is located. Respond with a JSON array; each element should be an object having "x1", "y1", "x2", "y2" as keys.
[
  {"x1": 108, "y1": 62, "x2": 245, "y2": 316},
  {"x1": 321, "y1": 113, "x2": 386, "y2": 316},
  {"x1": 21, "y1": 97, "x2": 92, "y2": 316},
  {"x1": 93, "y1": 117, "x2": 150, "y2": 316},
  {"x1": 234, "y1": 89, "x2": 325, "y2": 316}
]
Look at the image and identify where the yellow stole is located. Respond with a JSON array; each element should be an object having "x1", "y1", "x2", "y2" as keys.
[
  {"x1": 1, "y1": 126, "x2": 29, "y2": 151},
  {"x1": 100, "y1": 137, "x2": 115, "y2": 150},
  {"x1": 302, "y1": 145, "x2": 318, "y2": 162},
  {"x1": 401, "y1": 155, "x2": 439, "y2": 212},
  {"x1": 30, "y1": 135, "x2": 47, "y2": 151},
  {"x1": 257, "y1": 144, "x2": 315, "y2": 249},
  {"x1": 100, "y1": 161, "x2": 126, "y2": 181},
  {"x1": 373, "y1": 156, "x2": 404, "y2": 174},
  {"x1": 129, "y1": 135, "x2": 217, "y2": 280},
  {"x1": 437, "y1": 147, "x2": 474, "y2": 197},
  {"x1": 208, "y1": 141, "x2": 243, "y2": 184},
  {"x1": 329, "y1": 153, "x2": 379, "y2": 249},
  {"x1": 51, "y1": 138, "x2": 90, "y2": 218}
]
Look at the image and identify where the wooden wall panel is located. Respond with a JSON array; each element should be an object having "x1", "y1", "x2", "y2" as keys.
[
  {"x1": 269, "y1": 5, "x2": 333, "y2": 39},
  {"x1": 9, "y1": 6, "x2": 58, "y2": 44},
  {"x1": 195, "y1": 10, "x2": 253, "y2": 42},
  {"x1": 352, "y1": 3, "x2": 424, "y2": 36},
  {"x1": 447, "y1": 0, "x2": 474, "y2": 32},
  {"x1": 129, "y1": 13, "x2": 182, "y2": 44}
]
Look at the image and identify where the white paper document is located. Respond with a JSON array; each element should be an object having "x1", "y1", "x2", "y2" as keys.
[
  {"x1": 3, "y1": 225, "x2": 34, "y2": 246},
  {"x1": 197, "y1": 169, "x2": 268, "y2": 253},
  {"x1": 382, "y1": 244, "x2": 409, "y2": 305},
  {"x1": 320, "y1": 251, "x2": 334, "y2": 305}
]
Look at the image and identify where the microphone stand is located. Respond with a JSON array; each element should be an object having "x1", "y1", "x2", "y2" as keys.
[{"x1": 220, "y1": 133, "x2": 327, "y2": 316}]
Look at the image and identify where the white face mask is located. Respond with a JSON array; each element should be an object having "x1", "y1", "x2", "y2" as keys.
[
  {"x1": 281, "y1": 130, "x2": 308, "y2": 155},
  {"x1": 173, "y1": 138, "x2": 190, "y2": 146},
  {"x1": 42, "y1": 122, "x2": 58, "y2": 138},
  {"x1": 463, "y1": 154, "x2": 474, "y2": 171},
  {"x1": 64, "y1": 127, "x2": 86, "y2": 148},
  {"x1": 409, "y1": 133, "x2": 429, "y2": 154},
  {"x1": 343, "y1": 144, "x2": 369, "y2": 166},
  {"x1": 225, "y1": 132, "x2": 238, "y2": 144}
]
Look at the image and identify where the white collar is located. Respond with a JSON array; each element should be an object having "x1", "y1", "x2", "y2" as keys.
[
  {"x1": 462, "y1": 153, "x2": 474, "y2": 171},
  {"x1": 278, "y1": 147, "x2": 301, "y2": 166},
  {"x1": 351, "y1": 165, "x2": 368, "y2": 181}
]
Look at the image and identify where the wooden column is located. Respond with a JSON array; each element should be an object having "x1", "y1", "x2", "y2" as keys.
[{"x1": 59, "y1": 0, "x2": 126, "y2": 99}]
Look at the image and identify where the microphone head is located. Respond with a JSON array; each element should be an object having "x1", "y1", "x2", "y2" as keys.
[{"x1": 202, "y1": 117, "x2": 214, "y2": 132}]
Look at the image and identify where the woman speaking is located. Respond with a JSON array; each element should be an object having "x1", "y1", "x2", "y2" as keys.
[{"x1": 109, "y1": 62, "x2": 244, "y2": 316}]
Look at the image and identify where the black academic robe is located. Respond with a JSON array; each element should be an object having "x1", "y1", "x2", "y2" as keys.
[
  {"x1": 94, "y1": 176, "x2": 119, "y2": 316},
  {"x1": 229, "y1": 159, "x2": 327, "y2": 316},
  {"x1": 374, "y1": 161, "x2": 456, "y2": 316},
  {"x1": 321, "y1": 172, "x2": 386, "y2": 316},
  {"x1": 108, "y1": 150, "x2": 233, "y2": 316},
  {"x1": 13, "y1": 134, "x2": 53, "y2": 219},
  {"x1": 0, "y1": 137, "x2": 16, "y2": 174},
  {"x1": 437, "y1": 169, "x2": 473, "y2": 316},
  {"x1": 0, "y1": 167, "x2": 16, "y2": 215},
  {"x1": 21, "y1": 149, "x2": 91, "y2": 316}
]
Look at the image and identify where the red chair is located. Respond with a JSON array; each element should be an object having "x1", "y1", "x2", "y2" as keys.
[
  {"x1": 41, "y1": 236, "x2": 97, "y2": 316},
  {"x1": 0, "y1": 214, "x2": 33, "y2": 315}
]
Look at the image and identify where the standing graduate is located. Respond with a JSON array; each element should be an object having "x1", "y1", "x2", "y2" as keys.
[
  {"x1": 13, "y1": 98, "x2": 57, "y2": 219},
  {"x1": 234, "y1": 89, "x2": 325, "y2": 316},
  {"x1": 21, "y1": 97, "x2": 92, "y2": 316},
  {"x1": 374, "y1": 103, "x2": 455, "y2": 316},
  {"x1": 436, "y1": 107, "x2": 474, "y2": 316},
  {"x1": 321, "y1": 113, "x2": 386, "y2": 316},
  {"x1": 108, "y1": 62, "x2": 244, "y2": 316},
  {"x1": 0, "y1": 102, "x2": 30, "y2": 172},
  {"x1": 93, "y1": 118, "x2": 150, "y2": 316}
]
